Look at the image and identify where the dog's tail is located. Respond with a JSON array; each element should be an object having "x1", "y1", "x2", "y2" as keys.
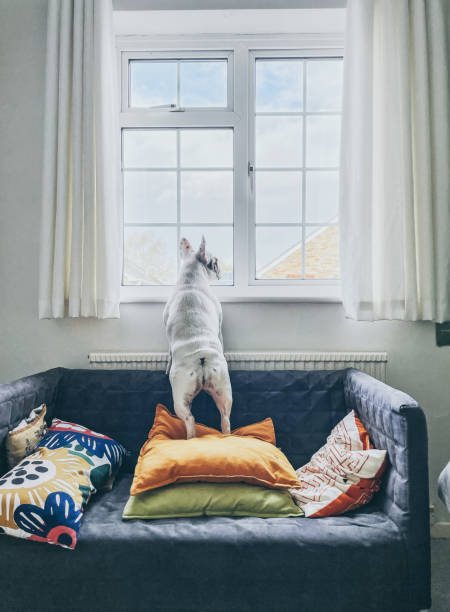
[
  {"x1": 197, "y1": 351, "x2": 229, "y2": 386},
  {"x1": 173, "y1": 348, "x2": 227, "y2": 385}
]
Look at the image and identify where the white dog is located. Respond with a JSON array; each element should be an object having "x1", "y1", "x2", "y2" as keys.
[{"x1": 163, "y1": 236, "x2": 232, "y2": 439}]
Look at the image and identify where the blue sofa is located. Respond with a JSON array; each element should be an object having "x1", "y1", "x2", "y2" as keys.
[{"x1": 0, "y1": 367, "x2": 430, "y2": 612}]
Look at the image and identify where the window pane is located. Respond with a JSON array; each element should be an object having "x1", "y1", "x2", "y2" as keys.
[
  {"x1": 256, "y1": 60, "x2": 303, "y2": 112},
  {"x1": 256, "y1": 116, "x2": 303, "y2": 168},
  {"x1": 181, "y1": 171, "x2": 233, "y2": 223},
  {"x1": 180, "y1": 61, "x2": 227, "y2": 107},
  {"x1": 306, "y1": 116, "x2": 340, "y2": 167},
  {"x1": 305, "y1": 225, "x2": 339, "y2": 279},
  {"x1": 123, "y1": 130, "x2": 177, "y2": 168},
  {"x1": 255, "y1": 171, "x2": 301, "y2": 223},
  {"x1": 129, "y1": 61, "x2": 177, "y2": 108},
  {"x1": 256, "y1": 227, "x2": 301, "y2": 279},
  {"x1": 180, "y1": 129, "x2": 233, "y2": 168},
  {"x1": 181, "y1": 226, "x2": 233, "y2": 285},
  {"x1": 124, "y1": 171, "x2": 177, "y2": 224},
  {"x1": 305, "y1": 171, "x2": 339, "y2": 223},
  {"x1": 306, "y1": 60, "x2": 342, "y2": 112},
  {"x1": 123, "y1": 227, "x2": 177, "y2": 285}
]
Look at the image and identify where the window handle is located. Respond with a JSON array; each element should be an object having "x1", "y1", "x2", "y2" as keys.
[
  {"x1": 145, "y1": 103, "x2": 185, "y2": 112},
  {"x1": 248, "y1": 162, "x2": 255, "y2": 192}
]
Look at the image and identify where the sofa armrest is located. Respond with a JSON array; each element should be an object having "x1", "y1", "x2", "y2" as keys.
[
  {"x1": 0, "y1": 368, "x2": 65, "y2": 472},
  {"x1": 344, "y1": 368, "x2": 430, "y2": 611}
]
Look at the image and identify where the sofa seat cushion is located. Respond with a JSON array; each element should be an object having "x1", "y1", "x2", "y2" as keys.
[{"x1": 0, "y1": 472, "x2": 410, "y2": 612}]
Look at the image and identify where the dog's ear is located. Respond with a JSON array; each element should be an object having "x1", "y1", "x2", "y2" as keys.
[
  {"x1": 196, "y1": 235, "x2": 207, "y2": 265},
  {"x1": 180, "y1": 237, "x2": 193, "y2": 259},
  {"x1": 211, "y1": 257, "x2": 221, "y2": 280}
]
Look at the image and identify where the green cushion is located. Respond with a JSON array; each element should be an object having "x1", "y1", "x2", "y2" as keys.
[{"x1": 122, "y1": 482, "x2": 303, "y2": 519}]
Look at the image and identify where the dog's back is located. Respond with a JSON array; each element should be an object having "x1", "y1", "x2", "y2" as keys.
[{"x1": 165, "y1": 285, "x2": 222, "y2": 369}]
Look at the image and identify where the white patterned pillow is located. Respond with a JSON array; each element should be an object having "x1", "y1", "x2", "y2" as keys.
[{"x1": 290, "y1": 410, "x2": 387, "y2": 517}]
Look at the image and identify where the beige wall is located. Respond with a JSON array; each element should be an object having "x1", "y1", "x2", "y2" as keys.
[{"x1": 0, "y1": 0, "x2": 449, "y2": 524}]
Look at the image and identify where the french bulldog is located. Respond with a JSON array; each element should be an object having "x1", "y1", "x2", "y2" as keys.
[{"x1": 163, "y1": 236, "x2": 232, "y2": 439}]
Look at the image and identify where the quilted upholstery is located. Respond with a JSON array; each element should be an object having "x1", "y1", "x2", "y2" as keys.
[
  {"x1": 344, "y1": 369, "x2": 430, "y2": 612},
  {"x1": 53, "y1": 368, "x2": 348, "y2": 472},
  {"x1": 0, "y1": 368, "x2": 63, "y2": 475},
  {"x1": 0, "y1": 367, "x2": 430, "y2": 612}
]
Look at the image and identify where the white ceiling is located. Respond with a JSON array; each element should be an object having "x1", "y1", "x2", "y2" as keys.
[{"x1": 113, "y1": 1, "x2": 346, "y2": 10}]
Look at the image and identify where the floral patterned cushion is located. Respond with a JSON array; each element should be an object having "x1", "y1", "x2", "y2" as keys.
[{"x1": 0, "y1": 419, "x2": 126, "y2": 549}]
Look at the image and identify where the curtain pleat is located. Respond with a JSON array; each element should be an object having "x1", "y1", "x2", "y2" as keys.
[
  {"x1": 427, "y1": 0, "x2": 450, "y2": 323},
  {"x1": 340, "y1": 0, "x2": 450, "y2": 322},
  {"x1": 68, "y1": 0, "x2": 84, "y2": 316},
  {"x1": 39, "y1": 0, "x2": 60, "y2": 318},
  {"x1": 39, "y1": 0, "x2": 120, "y2": 319}
]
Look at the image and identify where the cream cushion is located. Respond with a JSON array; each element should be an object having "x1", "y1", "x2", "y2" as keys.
[{"x1": 6, "y1": 404, "x2": 47, "y2": 468}]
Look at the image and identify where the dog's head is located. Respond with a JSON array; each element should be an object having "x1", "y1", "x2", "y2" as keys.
[{"x1": 179, "y1": 236, "x2": 221, "y2": 280}]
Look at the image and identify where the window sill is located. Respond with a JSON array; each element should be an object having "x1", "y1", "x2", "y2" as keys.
[{"x1": 120, "y1": 283, "x2": 342, "y2": 303}]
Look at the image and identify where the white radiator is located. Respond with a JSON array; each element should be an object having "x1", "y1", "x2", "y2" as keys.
[{"x1": 88, "y1": 351, "x2": 388, "y2": 381}]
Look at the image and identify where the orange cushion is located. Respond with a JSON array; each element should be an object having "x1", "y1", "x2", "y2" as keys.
[
  {"x1": 130, "y1": 405, "x2": 300, "y2": 495},
  {"x1": 148, "y1": 404, "x2": 276, "y2": 445}
]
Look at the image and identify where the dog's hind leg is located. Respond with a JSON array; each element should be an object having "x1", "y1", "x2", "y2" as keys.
[
  {"x1": 170, "y1": 367, "x2": 201, "y2": 439},
  {"x1": 217, "y1": 394, "x2": 232, "y2": 435},
  {"x1": 203, "y1": 357, "x2": 232, "y2": 435},
  {"x1": 174, "y1": 399, "x2": 195, "y2": 439}
]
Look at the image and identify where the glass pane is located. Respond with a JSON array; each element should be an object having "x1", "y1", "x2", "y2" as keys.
[
  {"x1": 180, "y1": 61, "x2": 227, "y2": 107},
  {"x1": 306, "y1": 60, "x2": 343, "y2": 112},
  {"x1": 256, "y1": 116, "x2": 303, "y2": 168},
  {"x1": 180, "y1": 129, "x2": 233, "y2": 168},
  {"x1": 124, "y1": 171, "x2": 177, "y2": 224},
  {"x1": 181, "y1": 226, "x2": 233, "y2": 285},
  {"x1": 129, "y1": 61, "x2": 177, "y2": 108},
  {"x1": 306, "y1": 116, "x2": 340, "y2": 167},
  {"x1": 305, "y1": 225, "x2": 339, "y2": 279},
  {"x1": 123, "y1": 130, "x2": 177, "y2": 168},
  {"x1": 305, "y1": 171, "x2": 339, "y2": 223},
  {"x1": 255, "y1": 171, "x2": 301, "y2": 223},
  {"x1": 256, "y1": 227, "x2": 301, "y2": 279},
  {"x1": 123, "y1": 226, "x2": 177, "y2": 285},
  {"x1": 256, "y1": 60, "x2": 303, "y2": 112},
  {"x1": 181, "y1": 171, "x2": 233, "y2": 224}
]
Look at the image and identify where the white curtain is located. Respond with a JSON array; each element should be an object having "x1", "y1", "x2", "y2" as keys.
[
  {"x1": 39, "y1": 0, "x2": 120, "y2": 319},
  {"x1": 340, "y1": 0, "x2": 450, "y2": 321}
]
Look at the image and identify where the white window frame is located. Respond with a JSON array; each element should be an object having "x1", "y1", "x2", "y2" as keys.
[
  {"x1": 249, "y1": 49, "x2": 341, "y2": 287},
  {"x1": 122, "y1": 50, "x2": 234, "y2": 113},
  {"x1": 118, "y1": 34, "x2": 344, "y2": 303}
]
